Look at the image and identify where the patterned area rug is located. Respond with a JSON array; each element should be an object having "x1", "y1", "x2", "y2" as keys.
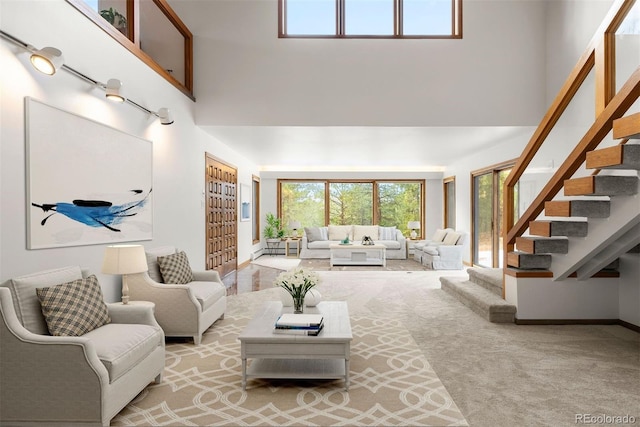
[{"x1": 112, "y1": 271, "x2": 468, "y2": 426}]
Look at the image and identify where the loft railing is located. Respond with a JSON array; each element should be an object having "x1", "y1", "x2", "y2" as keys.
[{"x1": 503, "y1": 0, "x2": 640, "y2": 285}]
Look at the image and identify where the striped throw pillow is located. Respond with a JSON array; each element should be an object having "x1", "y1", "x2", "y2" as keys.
[
  {"x1": 157, "y1": 251, "x2": 194, "y2": 284},
  {"x1": 36, "y1": 275, "x2": 111, "y2": 336}
]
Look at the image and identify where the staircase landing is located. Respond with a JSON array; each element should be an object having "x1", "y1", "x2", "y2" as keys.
[{"x1": 440, "y1": 268, "x2": 516, "y2": 323}]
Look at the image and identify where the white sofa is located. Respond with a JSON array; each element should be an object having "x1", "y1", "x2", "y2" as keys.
[
  {"x1": 0, "y1": 266, "x2": 165, "y2": 426},
  {"x1": 300, "y1": 224, "x2": 407, "y2": 259},
  {"x1": 127, "y1": 246, "x2": 227, "y2": 345},
  {"x1": 413, "y1": 228, "x2": 468, "y2": 270}
]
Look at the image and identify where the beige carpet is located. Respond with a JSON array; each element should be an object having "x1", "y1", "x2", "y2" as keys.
[
  {"x1": 112, "y1": 271, "x2": 468, "y2": 426},
  {"x1": 250, "y1": 256, "x2": 301, "y2": 271}
]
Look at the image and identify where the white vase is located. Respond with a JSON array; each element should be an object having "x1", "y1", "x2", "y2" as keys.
[{"x1": 305, "y1": 288, "x2": 322, "y2": 307}]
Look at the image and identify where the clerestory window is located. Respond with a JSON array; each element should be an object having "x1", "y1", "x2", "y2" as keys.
[{"x1": 279, "y1": 0, "x2": 462, "y2": 39}]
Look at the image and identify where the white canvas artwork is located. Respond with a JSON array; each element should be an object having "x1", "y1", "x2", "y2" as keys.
[{"x1": 26, "y1": 97, "x2": 153, "y2": 249}]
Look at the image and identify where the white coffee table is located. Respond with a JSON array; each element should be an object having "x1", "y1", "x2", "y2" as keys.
[
  {"x1": 238, "y1": 301, "x2": 353, "y2": 391},
  {"x1": 329, "y1": 243, "x2": 386, "y2": 267}
]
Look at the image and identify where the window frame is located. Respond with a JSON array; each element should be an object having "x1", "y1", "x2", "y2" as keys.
[
  {"x1": 277, "y1": 178, "x2": 425, "y2": 237},
  {"x1": 66, "y1": 0, "x2": 194, "y2": 100},
  {"x1": 443, "y1": 175, "x2": 456, "y2": 229},
  {"x1": 278, "y1": 0, "x2": 463, "y2": 39}
]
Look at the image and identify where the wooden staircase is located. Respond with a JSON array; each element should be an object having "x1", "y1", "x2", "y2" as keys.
[{"x1": 506, "y1": 112, "x2": 640, "y2": 278}]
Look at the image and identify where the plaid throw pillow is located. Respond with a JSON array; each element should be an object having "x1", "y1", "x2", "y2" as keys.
[
  {"x1": 157, "y1": 251, "x2": 194, "y2": 284},
  {"x1": 36, "y1": 275, "x2": 111, "y2": 336}
]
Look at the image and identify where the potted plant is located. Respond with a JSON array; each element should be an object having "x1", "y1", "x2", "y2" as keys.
[
  {"x1": 263, "y1": 212, "x2": 285, "y2": 242},
  {"x1": 100, "y1": 7, "x2": 127, "y2": 34}
]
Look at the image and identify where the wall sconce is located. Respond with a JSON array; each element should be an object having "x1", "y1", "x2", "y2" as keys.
[
  {"x1": 101, "y1": 244, "x2": 148, "y2": 304},
  {"x1": 0, "y1": 30, "x2": 174, "y2": 125},
  {"x1": 105, "y1": 78, "x2": 125, "y2": 103},
  {"x1": 407, "y1": 221, "x2": 421, "y2": 240},
  {"x1": 29, "y1": 46, "x2": 64, "y2": 75}
]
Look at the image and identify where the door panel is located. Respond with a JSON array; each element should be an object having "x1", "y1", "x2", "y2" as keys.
[{"x1": 205, "y1": 154, "x2": 237, "y2": 277}]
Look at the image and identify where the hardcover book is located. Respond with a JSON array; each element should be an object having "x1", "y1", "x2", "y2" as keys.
[{"x1": 276, "y1": 313, "x2": 324, "y2": 328}]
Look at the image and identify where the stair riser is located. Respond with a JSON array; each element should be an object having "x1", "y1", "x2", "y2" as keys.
[
  {"x1": 564, "y1": 176, "x2": 638, "y2": 196},
  {"x1": 613, "y1": 112, "x2": 640, "y2": 139},
  {"x1": 586, "y1": 144, "x2": 640, "y2": 170},
  {"x1": 530, "y1": 221, "x2": 588, "y2": 237},
  {"x1": 516, "y1": 237, "x2": 569, "y2": 254},
  {"x1": 544, "y1": 200, "x2": 610, "y2": 218},
  {"x1": 507, "y1": 252, "x2": 552, "y2": 269},
  {"x1": 440, "y1": 277, "x2": 516, "y2": 323}
]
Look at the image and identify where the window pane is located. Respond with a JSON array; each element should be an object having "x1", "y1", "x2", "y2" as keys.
[
  {"x1": 89, "y1": 0, "x2": 129, "y2": 37},
  {"x1": 474, "y1": 173, "x2": 493, "y2": 268},
  {"x1": 377, "y1": 182, "x2": 421, "y2": 236},
  {"x1": 329, "y1": 183, "x2": 373, "y2": 225},
  {"x1": 345, "y1": 0, "x2": 394, "y2": 35},
  {"x1": 139, "y1": 0, "x2": 186, "y2": 86},
  {"x1": 445, "y1": 180, "x2": 456, "y2": 229},
  {"x1": 286, "y1": 0, "x2": 336, "y2": 35},
  {"x1": 403, "y1": 0, "x2": 452, "y2": 36},
  {"x1": 280, "y1": 182, "x2": 326, "y2": 229}
]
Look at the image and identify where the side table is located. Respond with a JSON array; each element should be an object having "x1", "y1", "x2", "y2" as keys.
[
  {"x1": 266, "y1": 240, "x2": 281, "y2": 256},
  {"x1": 285, "y1": 238, "x2": 301, "y2": 258}
]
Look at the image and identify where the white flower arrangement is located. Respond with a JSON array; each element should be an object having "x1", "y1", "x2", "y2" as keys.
[{"x1": 274, "y1": 268, "x2": 320, "y2": 312}]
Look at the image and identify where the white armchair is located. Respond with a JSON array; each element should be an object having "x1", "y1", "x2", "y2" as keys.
[
  {"x1": 0, "y1": 266, "x2": 165, "y2": 426},
  {"x1": 127, "y1": 246, "x2": 227, "y2": 345},
  {"x1": 415, "y1": 230, "x2": 467, "y2": 270}
]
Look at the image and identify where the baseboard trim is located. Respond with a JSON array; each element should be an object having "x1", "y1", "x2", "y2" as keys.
[
  {"x1": 238, "y1": 259, "x2": 251, "y2": 269},
  {"x1": 516, "y1": 318, "x2": 639, "y2": 333}
]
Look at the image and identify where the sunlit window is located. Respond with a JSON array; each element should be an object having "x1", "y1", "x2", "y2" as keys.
[{"x1": 280, "y1": 0, "x2": 462, "y2": 38}]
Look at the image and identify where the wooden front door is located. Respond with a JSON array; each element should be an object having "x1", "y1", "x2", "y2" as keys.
[{"x1": 205, "y1": 154, "x2": 237, "y2": 277}]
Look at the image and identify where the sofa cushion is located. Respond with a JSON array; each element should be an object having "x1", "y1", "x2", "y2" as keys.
[
  {"x1": 146, "y1": 246, "x2": 176, "y2": 283},
  {"x1": 2, "y1": 266, "x2": 83, "y2": 335},
  {"x1": 443, "y1": 232, "x2": 462, "y2": 245},
  {"x1": 157, "y1": 251, "x2": 194, "y2": 284},
  {"x1": 305, "y1": 227, "x2": 328, "y2": 242},
  {"x1": 307, "y1": 240, "x2": 334, "y2": 250},
  {"x1": 84, "y1": 323, "x2": 163, "y2": 383},
  {"x1": 353, "y1": 225, "x2": 379, "y2": 241},
  {"x1": 423, "y1": 246, "x2": 440, "y2": 256},
  {"x1": 36, "y1": 275, "x2": 111, "y2": 336},
  {"x1": 432, "y1": 229, "x2": 448, "y2": 243},
  {"x1": 328, "y1": 225, "x2": 353, "y2": 241},
  {"x1": 187, "y1": 281, "x2": 226, "y2": 311},
  {"x1": 379, "y1": 226, "x2": 397, "y2": 240},
  {"x1": 379, "y1": 240, "x2": 402, "y2": 250}
]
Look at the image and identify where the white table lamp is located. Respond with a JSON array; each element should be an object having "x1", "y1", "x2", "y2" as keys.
[
  {"x1": 289, "y1": 220, "x2": 301, "y2": 237},
  {"x1": 407, "y1": 221, "x2": 421, "y2": 240},
  {"x1": 101, "y1": 244, "x2": 148, "y2": 304}
]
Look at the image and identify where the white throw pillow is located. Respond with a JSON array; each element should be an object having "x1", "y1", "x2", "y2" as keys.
[
  {"x1": 328, "y1": 225, "x2": 353, "y2": 241},
  {"x1": 353, "y1": 225, "x2": 379, "y2": 241},
  {"x1": 432, "y1": 229, "x2": 448, "y2": 242},
  {"x1": 443, "y1": 232, "x2": 461, "y2": 245},
  {"x1": 379, "y1": 226, "x2": 397, "y2": 240}
]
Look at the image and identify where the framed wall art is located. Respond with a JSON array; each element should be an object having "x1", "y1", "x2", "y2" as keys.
[{"x1": 26, "y1": 97, "x2": 153, "y2": 249}]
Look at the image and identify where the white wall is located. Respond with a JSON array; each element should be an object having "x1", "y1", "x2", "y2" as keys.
[
  {"x1": 0, "y1": 0, "x2": 259, "y2": 301},
  {"x1": 171, "y1": 0, "x2": 548, "y2": 128}
]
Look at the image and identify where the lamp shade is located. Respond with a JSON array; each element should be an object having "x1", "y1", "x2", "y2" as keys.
[
  {"x1": 289, "y1": 220, "x2": 301, "y2": 229},
  {"x1": 157, "y1": 107, "x2": 174, "y2": 125},
  {"x1": 102, "y1": 245, "x2": 148, "y2": 275},
  {"x1": 407, "y1": 221, "x2": 421, "y2": 230},
  {"x1": 105, "y1": 78, "x2": 125, "y2": 103}
]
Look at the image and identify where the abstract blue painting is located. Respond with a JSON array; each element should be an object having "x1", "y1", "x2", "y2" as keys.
[{"x1": 26, "y1": 98, "x2": 153, "y2": 249}]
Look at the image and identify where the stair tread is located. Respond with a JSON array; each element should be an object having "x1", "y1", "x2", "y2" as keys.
[
  {"x1": 564, "y1": 175, "x2": 638, "y2": 196},
  {"x1": 587, "y1": 144, "x2": 640, "y2": 170},
  {"x1": 440, "y1": 276, "x2": 516, "y2": 323}
]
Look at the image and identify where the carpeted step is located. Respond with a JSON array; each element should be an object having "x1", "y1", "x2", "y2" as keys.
[
  {"x1": 466, "y1": 267, "x2": 503, "y2": 296},
  {"x1": 529, "y1": 220, "x2": 588, "y2": 237},
  {"x1": 440, "y1": 276, "x2": 516, "y2": 323},
  {"x1": 507, "y1": 251, "x2": 552, "y2": 269},
  {"x1": 544, "y1": 200, "x2": 610, "y2": 218},
  {"x1": 586, "y1": 144, "x2": 640, "y2": 170},
  {"x1": 516, "y1": 236, "x2": 569, "y2": 254},
  {"x1": 564, "y1": 175, "x2": 638, "y2": 196},
  {"x1": 628, "y1": 244, "x2": 640, "y2": 253}
]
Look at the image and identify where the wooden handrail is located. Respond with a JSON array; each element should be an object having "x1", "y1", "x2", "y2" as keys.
[{"x1": 502, "y1": 0, "x2": 638, "y2": 278}]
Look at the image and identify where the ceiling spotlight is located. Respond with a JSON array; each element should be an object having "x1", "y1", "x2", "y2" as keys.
[
  {"x1": 30, "y1": 47, "x2": 64, "y2": 75},
  {"x1": 105, "y1": 78, "x2": 125, "y2": 103},
  {"x1": 156, "y1": 108, "x2": 174, "y2": 125}
]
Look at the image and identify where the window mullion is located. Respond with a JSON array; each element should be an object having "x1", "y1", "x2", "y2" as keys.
[
  {"x1": 337, "y1": 0, "x2": 344, "y2": 36},
  {"x1": 396, "y1": 0, "x2": 402, "y2": 37}
]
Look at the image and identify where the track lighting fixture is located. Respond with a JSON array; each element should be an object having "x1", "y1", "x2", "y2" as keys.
[
  {"x1": 0, "y1": 30, "x2": 175, "y2": 125},
  {"x1": 156, "y1": 108, "x2": 174, "y2": 125},
  {"x1": 105, "y1": 78, "x2": 125, "y2": 103},
  {"x1": 29, "y1": 47, "x2": 64, "y2": 75}
]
